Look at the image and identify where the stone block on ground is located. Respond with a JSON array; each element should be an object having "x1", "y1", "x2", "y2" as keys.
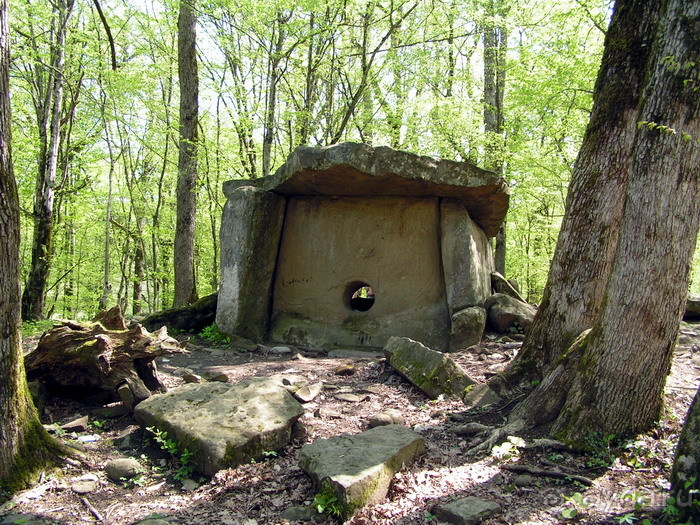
[
  {"x1": 491, "y1": 272, "x2": 527, "y2": 303},
  {"x1": 299, "y1": 425, "x2": 424, "y2": 518},
  {"x1": 105, "y1": 458, "x2": 142, "y2": 482},
  {"x1": 462, "y1": 383, "x2": 502, "y2": 409},
  {"x1": 385, "y1": 337, "x2": 476, "y2": 399},
  {"x1": 450, "y1": 306, "x2": 486, "y2": 352},
  {"x1": 434, "y1": 496, "x2": 501, "y2": 525},
  {"x1": 484, "y1": 293, "x2": 536, "y2": 334},
  {"x1": 134, "y1": 378, "x2": 304, "y2": 476}
]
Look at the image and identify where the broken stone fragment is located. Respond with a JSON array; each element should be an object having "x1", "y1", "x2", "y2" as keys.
[
  {"x1": 105, "y1": 458, "x2": 141, "y2": 482},
  {"x1": 368, "y1": 408, "x2": 405, "y2": 428},
  {"x1": 61, "y1": 415, "x2": 89, "y2": 432},
  {"x1": 299, "y1": 425, "x2": 425, "y2": 519},
  {"x1": 434, "y1": 496, "x2": 501, "y2": 525},
  {"x1": 450, "y1": 306, "x2": 487, "y2": 352},
  {"x1": 134, "y1": 378, "x2": 304, "y2": 475},
  {"x1": 293, "y1": 382, "x2": 323, "y2": 403},
  {"x1": 385, "y1": 336, "x2": 476, "y2": 399}
]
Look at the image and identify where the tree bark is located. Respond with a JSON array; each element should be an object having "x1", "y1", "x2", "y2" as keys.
[
  {"x1": 21, "y1": 0, "x2": 76, "y2": 320},
  {"x1": 671, "y1": 383, "x2": 700, "y2": 520},
  {"x1": 0, "y1": 0, "x2": 61, "y2": 493},
  {"x1": 173, "y1": 0, "x2": 198, "y2": 307},
  {"x1": 490, "y1": 0, "x2": 663, "y2": 393},
  {"x1": 482, "y1": 0, "x2": 508, "y2": 276},
  {"x1": 496, "y1": 0, "x2": 700, "y2": 446}
]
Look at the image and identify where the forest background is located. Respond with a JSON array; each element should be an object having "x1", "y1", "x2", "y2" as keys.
[{"x1": 10, "y1": 0, "x2": 700, "y2": 323}]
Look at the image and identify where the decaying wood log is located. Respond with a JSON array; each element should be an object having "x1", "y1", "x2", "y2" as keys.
[
  {"x1": 139, "y1": 292, "x2": 217, "y2": 334},
  {"x1": 25, "y1": 314, "x2": 186, "y2": 408}
]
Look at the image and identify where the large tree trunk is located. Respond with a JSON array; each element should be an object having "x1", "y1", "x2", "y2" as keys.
[
  {"x1": 0, "y1": 0, "x2": 61, "y2": 493},
  {"x1": 173, "y1": 0, "x2": 199, "y2": 307},
  {"x1": 490, "y1": 0, "x2": 663, "y2": 394},
  {"x1": 494, "y1": 0, "x2": 700, "y2": 447},
  {"x1": 21, "y1": 0, "x2": 75, "y2": 320}
]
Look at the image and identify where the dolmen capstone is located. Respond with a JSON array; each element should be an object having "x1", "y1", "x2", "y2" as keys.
[
  {"x1": 216, "y1": 142, "x2": 509, "y2": 352},
  {"x1": 134, "y1": 377, "x2": 304, "y2": 476}
]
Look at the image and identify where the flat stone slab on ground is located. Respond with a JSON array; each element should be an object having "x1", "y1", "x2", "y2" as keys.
[
  {"x1": 299, "y1": 424, "x2": 425, "y2": 518},
  {"x1": 134, "y1": 378, "x2": 304, "y2": 476},
  {"x1": 434, "y1": 496, "x2": 502, "y2": 525}
]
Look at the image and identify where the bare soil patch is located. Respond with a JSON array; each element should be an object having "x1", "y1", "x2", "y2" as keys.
[{"x1": 2, "y1": 323, "x2": 699, "y2": 525}]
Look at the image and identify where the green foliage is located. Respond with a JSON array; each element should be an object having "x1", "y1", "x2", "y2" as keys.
[
  {"x1": 21, "y1": 320, "x2": 55, "y2": 338},
  {"x1": 491, "y1": 435, "x2": 527, "y2": 461},
  {"x1": 146, "y1": 426, "x2": 194, "y2": 481},
  {"x1": 561, "y1": 492, "x2": 591, "y2": 520},
  {"x1": 313, "y1": 490, "x2": 344, "y2": 518},
  {"x1": 199, "y1": 323, "x2": 231, "y2": 346},
  {"x1": 582, "y1": 432, "x2": 617, "y2": 468}
]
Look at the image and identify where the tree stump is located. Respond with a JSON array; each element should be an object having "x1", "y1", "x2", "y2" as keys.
[{"x1": 24, "y1": 316, "x2": 186, "y2": 409}]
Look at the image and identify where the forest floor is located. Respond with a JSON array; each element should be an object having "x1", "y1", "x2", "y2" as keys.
[{"x1": 2, "y1": 321, "x2": 699, "y2": 525}]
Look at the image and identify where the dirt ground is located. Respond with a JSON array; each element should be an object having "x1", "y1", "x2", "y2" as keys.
[{"x1": 1, "y1": 322, "x2": 699, "y2": 525}]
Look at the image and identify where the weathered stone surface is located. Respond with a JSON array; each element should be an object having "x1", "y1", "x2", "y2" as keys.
[
  {"x1": 133, "y1": 378, "x2": 304, "y2": 476},
  {"x1": 71, "y1": 474, "x2": 99, "y2": 494},
  {"x1": 491, "y1": 272, "x2": 527, "y2": 303},
  {"x1": 293, "y1": 382, "x2": 323, "y2": 403},
  {"x1": 434, "y1": 496, "x2": 501, "y2": 525},
  {"x1": 484, "y1": 293, "x2": 537, "y2": 334},
  {"x1": 450, "y1": 307, "x2": 486, "y2": 352},
  {"x1": 385, "y1": 337, "x2": 476, "y2": 399},
  {"x1": 282, "y1": 505, "x2": 322, "y2": 522},
  {"x1": 685, "y1": 295, "x2": 700, "y2": 321},
  {"x1": 105, "y1": 458, "x2": 142, "y2": 481},
  {"x1": 441, "y1": 199, "x2": 494, "y2": 311},
  {"x1": 299, "y1": 425, "x2": 425, "y2": 518},
  {"x1": 462, "y1": 383, "x2": 502, "y2": 409},
  {"x1": 216, "y1": 186, "x2": 286, "y2": 341},
  {"x1": 61, "y1": 415, "x2": 88, "y2": 432},
  {"x1": 327, "y1": 348, "x2": 384, "y2": 359},
  {"x1": 368, "y1": 408, "x2": 405, "y2": 428},
  {"x1": 269, "y1": 196, "x2": 450, "y2": 351},
  {"x1": 224, "y1": 143, "x2": 508, "y2": 237}
]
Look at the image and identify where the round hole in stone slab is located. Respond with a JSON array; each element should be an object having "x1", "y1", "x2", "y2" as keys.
[{"x1": 346, "y1": 282, "x2": 375, "y2": 312}]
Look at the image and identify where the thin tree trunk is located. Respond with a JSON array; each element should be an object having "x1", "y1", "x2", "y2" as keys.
[
  {"x1": 173, "y1": 0, "x2": 198, "y2": 307},
  {"x1": 490, "y1": 0, "x2": 663, "y2": 393},
  {"x1": 483, "y1": 0, "x2": 508, "y2": 275},
  {"x1": 21, "y1": 0, "x2": 75, "y2": 320},
  {"x1": 0, "y1": 0, "x2": 60, "y2": 491},
  {"x1": 262, "y1": 13, "x2": 286, "y2": 177},
  {"x1": 499, "y1": 0, "x2": 700, "y2": 446}
]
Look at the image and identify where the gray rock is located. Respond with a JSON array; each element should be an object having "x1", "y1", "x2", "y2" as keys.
[
  {"x1": 368, "y1": 408, "x2": 405, "y2": 428},
  {"x1": 491, "y1": 272, "x2": 527, "y2": 303},
  {"x1": 270, "y1": 345, "x2": 292, "y2": 354},
  {"x1": 182, "y1": 372, "x2": 202, "y2": 384},
  {"x1": 105, "y1": 458, "x2": 141, "y2": 481},
  {"x1": 113, "y1": 425, "x2": 141, "y2": 450},
  {"x1": 71, "y1": 474, "x2": 99, "y2": 494},
  {"x1": 118, "y1": 383, "x2": 136, "y2": 409},
  {"x1": 441, "y1": 199, "x2": 494, "y2": 312},
  {"x1": 385, "y1": 337, "x2": 476, "y2": 399},
  {"x1": 335, "y1": 393, "x2": 362, "y2": 403},
  {"x1": 202, "y1": 371, "x2": 229, "y2": 383},
  {"x1": 448, "y1": 422, "x2": 491, "y2": 436},
  {"x1": 61, "y1": 415, "x2": 89, "y2": 432},
  {"x1": 293, "y1": 382, "x2": 323, "y2": 403},
  {"x1": 450, "y1": 307, "x2": 486, "y2": 351},
  {"x1": 327, "y1": 348, "x2": 384, "y2": 359},
  {"x1": 514, "y1": 474, "x2": 533, "y2": 487},
  {"x1": 462, "y1": 383, "x2": 502, "y2": 409},
  {"x1": 215, "y1": 186, "x2": 286, "y2": 341},
  {"x1": 134, "y1": 378, "x2": 304, "y2": 476},
  {"x1": 282, "y1": 505, "x2": 322, "y2": 522},
  {"x1": 180, "y1": 478, "x2": 199, "y2": 491},
  {"x1": 434, "y1": 496, "x2": 501, "y2": 525},
  {"x1": 685, "y1": 295, "x2": 700, "y2": 321},
  {"x1": 484, "y1": 293, "x2": 536, "y2": 334},
  {"x1": 299, "y1": 425, "x2": 425, "y2": 518}
]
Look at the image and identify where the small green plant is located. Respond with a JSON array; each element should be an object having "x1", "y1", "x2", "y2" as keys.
[
  {"x1": 199, "y1": 323, "x2": 231, "y2": 346},
  {"x1": 583, "y1": 432, "x2": 617, "y2": 468},
  {"x1": 147, "y1": 426, "x2": 195, "y2": 482},
  {"x1": 621, "y1": 490, "x2": 649, "y2": 512},
  {"x1": 261, "y1": 450, "x2": 278, "y2": 460},
  {"x1": 121, "y1": 471, "x2": 148, "y2": 488},
  {"x1": 90, "y1": 419, "x2": 107, "y2": 431},
  {"x1": 508, "y1": 321, "x2": 524, "y2": 334},
  {"x1": 615, "y1": 513, "x2": 637, "y2": 524},
  {"x1": 313, "y1": 492, "x2": 343, "y2": 518},
  {"x1": 561, "y1": 492, "x2": 592, "y2": 520}
]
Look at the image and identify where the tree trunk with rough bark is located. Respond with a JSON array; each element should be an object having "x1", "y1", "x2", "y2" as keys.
[
  {"x1": 490, "y1": 0, "x2": 663, "y2": 394},
  {"x1": 21, "y1": 0, "x2": 75, "y2": 320},
  {"x1": 671, "y1": 383, "x2": 700, "y2": 520},
  {"x1": 491, "y1": 0, "x2": 700, "y2": 447},
  {"x1": 173, "y1": 0, "x2": 198, "y2": 307},
  {"x1": 0, "y1": 0, "x2": 61, "y2": 493}
]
